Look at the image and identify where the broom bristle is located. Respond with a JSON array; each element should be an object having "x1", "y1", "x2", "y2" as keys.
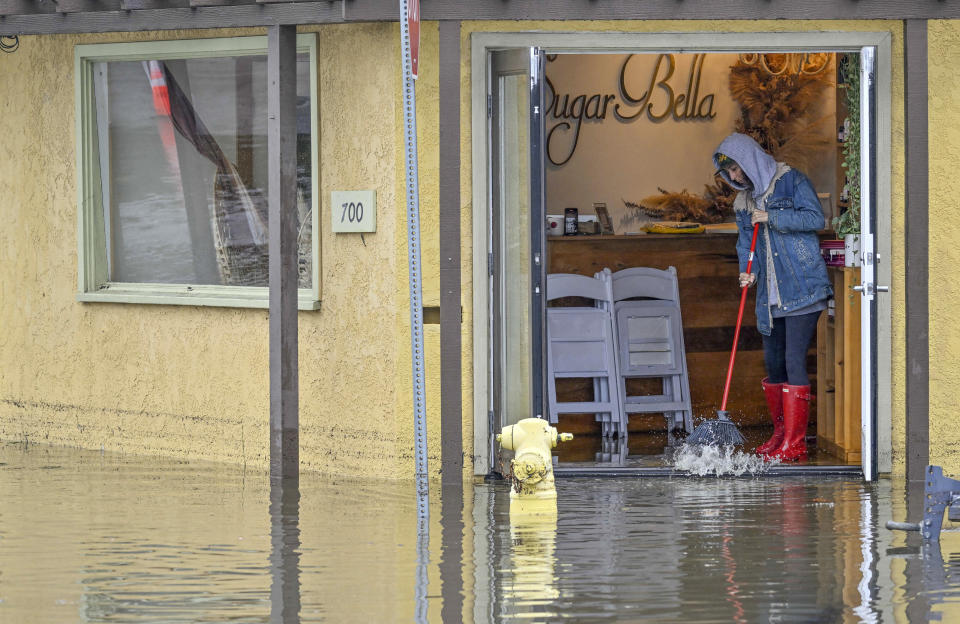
[{"x1": 686, "y1": 411, "x2": 745, "y2": 446}]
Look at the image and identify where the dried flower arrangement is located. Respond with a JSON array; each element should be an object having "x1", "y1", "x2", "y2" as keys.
[
  {"x1": 728, "y1": 54, "x2": 833, "y2": 174},
  {"x1": 624, "y1": 188, "x2": 727, "y2": 224}
]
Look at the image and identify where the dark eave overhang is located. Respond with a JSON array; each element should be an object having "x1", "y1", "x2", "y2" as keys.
[
  {"x1": 0, "y1": 1, "x2": 345, "y2": 35},
  {"x1": 2, "y1": 0, "x2": 959, "y2": 37}
]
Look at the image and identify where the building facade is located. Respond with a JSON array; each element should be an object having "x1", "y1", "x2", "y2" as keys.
[{"x1": 0, "y1": 2, "x2": 949, "y2": 482}]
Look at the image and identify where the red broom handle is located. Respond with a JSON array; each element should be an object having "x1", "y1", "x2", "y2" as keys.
[{"x1": 720, "y1": 223, "x2": 760, "y2": 411}]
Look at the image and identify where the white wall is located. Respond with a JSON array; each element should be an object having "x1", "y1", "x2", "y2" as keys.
[{"x1": 544, "y1": 53, "x2": 837, "y2": 232}]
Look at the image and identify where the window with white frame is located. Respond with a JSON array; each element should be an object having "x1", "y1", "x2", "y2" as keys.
[{"x1": 76, "y1": 35, "x2": 319, "y2": 308}]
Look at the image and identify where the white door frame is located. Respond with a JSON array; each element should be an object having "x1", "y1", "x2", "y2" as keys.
[{"x1": 471, "y1": 30, "x2": 893, "y2": 476}]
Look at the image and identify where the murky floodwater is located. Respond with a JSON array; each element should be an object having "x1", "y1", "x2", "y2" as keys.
[{"x1": 4, "y1": 443, "x2": 960, "y2": 623}]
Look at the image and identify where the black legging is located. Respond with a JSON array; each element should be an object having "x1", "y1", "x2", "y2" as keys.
[{"x1": 761, "y1": 310, "x2": 822, "y2": 386}]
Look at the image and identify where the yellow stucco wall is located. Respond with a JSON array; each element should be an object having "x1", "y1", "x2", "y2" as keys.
[
  {"x1": 0, "y1": 18, "x2": 912, "y2": 479},
  {"x1": 0, "y1": 23, "x2": 445, "y2": 480},
  {"x1": 927, "y1": 21, "x2": 960, "y2": 472}
]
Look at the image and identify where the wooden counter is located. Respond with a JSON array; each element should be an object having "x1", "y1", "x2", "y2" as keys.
[
  {"x1": 816, "y1": 267, "x2": 861, "y2": 462},
  {"x1": 547, "y1": 232, "x2": 799, "y2": 432}
]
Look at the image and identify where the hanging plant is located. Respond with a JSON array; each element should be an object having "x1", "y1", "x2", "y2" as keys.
[{"x1": 833, "y1": 54, "x2": 861, "y2": 237}]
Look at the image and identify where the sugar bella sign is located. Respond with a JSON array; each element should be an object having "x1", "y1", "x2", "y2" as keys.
[{"x1": 545, "y1": 54, "x2": 718, "y2": 166}]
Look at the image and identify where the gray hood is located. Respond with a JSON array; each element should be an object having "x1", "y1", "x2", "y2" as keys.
[{"x1": 713, "y1": 133, "x2": 778, "y2": 199}]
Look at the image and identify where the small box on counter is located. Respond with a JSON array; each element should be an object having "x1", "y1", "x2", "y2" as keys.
[
  {"x1": 579, "y1": 220, "x2": 601, "y2": 234},
  {"x1": 547, "y1": 212, "x2": 601, "y2": 236},
  {"x1": 547, "y1": 215, "x2": 564, "y2": 236},
  {"x1": 820, "y1": 239, "x2": 845, "y2": 267}
]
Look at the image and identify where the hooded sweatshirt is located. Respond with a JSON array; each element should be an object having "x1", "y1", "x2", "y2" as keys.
[
  {"x1": 713, "y1": 133, "x2": 827, "y2": 321},
  {"x1": 713, "y1": 133, "x2": 778, "y2": 199}
]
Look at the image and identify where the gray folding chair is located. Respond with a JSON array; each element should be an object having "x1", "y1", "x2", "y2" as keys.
[
  {"x1": 545, "y1": 273, "x2": 624, "y2": 438},
  {"x1": 597, "y1": 267, "x2": 694, "y2": 443},
  {"x1": 595, "y1": 435, "x2": 629, "y2": 464}
]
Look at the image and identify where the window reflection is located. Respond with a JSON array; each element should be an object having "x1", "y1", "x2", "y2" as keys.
[{"x1": 93, "y1": 54, "x2": 312, "y2": 287}]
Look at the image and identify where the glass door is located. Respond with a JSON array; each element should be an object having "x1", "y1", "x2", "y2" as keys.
[
  {"x1": 855, "y1": 46, "x2": 885, "y2": 481},
  {"x1": 488, "y1": 48, "x2": 545, "y2": 473}
]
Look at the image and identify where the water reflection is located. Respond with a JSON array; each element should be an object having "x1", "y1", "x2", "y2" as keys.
[
  {"x1": 7, "y1": 444, "x2": 960, "y2": 622},
  {"x1": 482, "y1": 478, "x2": 893, "y2": 622},
  {"x1": 270, "y1": 477, "x2": 300, "y2": 624},
  {"x1": 415, "y1": 474, "x2": 430, "y2": 624},
  {"x1": 890, "y1": 477, "x2": 960, "y2": 622},
  {"x1": 439, "y1": 482, "x2": 465, "y2": 624},
  {"x1": 504, "y1": 506, "x2": 560, "y2": 617}
]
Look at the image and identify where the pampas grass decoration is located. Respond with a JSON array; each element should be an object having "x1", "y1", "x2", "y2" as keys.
[
  {"x1": 625, "y1": 187, "x2": 729, "y2": 224},
  {"x1": 703, "y1": 175, "x2": 737, "y2": 218}
]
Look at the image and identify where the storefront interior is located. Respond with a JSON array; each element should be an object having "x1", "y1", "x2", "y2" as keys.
[{"x1": 537, "y1": 51, "x2": 865, "y2": 468}]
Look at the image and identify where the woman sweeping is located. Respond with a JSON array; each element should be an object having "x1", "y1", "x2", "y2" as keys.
[{"x1": 713, "y1": 133, "x2": 833, "y2": 462}]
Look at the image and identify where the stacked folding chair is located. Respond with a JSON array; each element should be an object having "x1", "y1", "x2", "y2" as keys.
[
  {"x1": 545, "y1": 273, "x2": 624, "y2": 438},
  {"x1": 596, "y1": 267, "x2": 694, "y2": 446}
]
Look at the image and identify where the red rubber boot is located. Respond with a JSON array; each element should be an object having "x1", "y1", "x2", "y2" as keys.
[
  {"x1": 771, "y1": 384, "x2": 812, "y2": 462},
  {"x1": 756, "y1": 378, "x2": 785, "y2": 457}
]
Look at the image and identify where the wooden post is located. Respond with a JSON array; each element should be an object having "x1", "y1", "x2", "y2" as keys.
[
  {"x1": 439, "y1": 20, "x2": 463, "y2": 486},
  {"x1": 268, "y1": 24, "x2": 299, "y2": 480},
  {"x1": 904, "y1": 19, "x2": 929, "y2": 483},
  {"x1": 437, "y1": 25, "x2": 464, "y2": 624}
]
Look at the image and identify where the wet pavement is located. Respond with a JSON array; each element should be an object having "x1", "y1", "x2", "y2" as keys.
[{"x1": 3, "y1": 442, "x2": 960, "y2": 622}]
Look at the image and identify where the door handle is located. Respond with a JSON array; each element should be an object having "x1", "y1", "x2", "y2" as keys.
[{"x1": 853, "y1": 283, "x2": 889, "y2": 295}]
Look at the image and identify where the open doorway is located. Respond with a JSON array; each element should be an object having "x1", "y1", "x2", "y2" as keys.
[
  {"x1": 473, "y1": 32, "x2": 892, "y2": 480},
  {"x1": 544, "y1": 51, "x2": 859, "y2": 468}
]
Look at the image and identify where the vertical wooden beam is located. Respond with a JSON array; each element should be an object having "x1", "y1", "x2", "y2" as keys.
[
  {"x1": 268, "y1": 24, "x2": 299, "y2": 480},
  {"x1": 438, "y1": 20, "x2": 465, "y2": 624},
  {"x1": 904, "y1": 19, "x2": 929, "y2": 482},
  {"x1": 439, "y1": 20, "x2": 463, "y2": 485}
]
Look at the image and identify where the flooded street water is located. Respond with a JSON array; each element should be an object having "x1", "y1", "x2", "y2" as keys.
[{"x1": 3, "y1": 442, "x2": 960, "y2": 622}]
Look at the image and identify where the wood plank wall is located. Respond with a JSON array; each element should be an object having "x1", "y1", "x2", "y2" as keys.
[{"x1": 547, "y1": 233, "x2": 819, "y2": 434}]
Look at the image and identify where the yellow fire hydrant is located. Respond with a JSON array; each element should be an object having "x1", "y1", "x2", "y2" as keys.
[{"x1": 496, "y1": 418, "x2": 573, "y2": 511}]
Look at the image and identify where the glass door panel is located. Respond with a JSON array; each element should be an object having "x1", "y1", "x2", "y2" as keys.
[{"x1": 489, "y1": 48, "x2": 545, "y2": 473}]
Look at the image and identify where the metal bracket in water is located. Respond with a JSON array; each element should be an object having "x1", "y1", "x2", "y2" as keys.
[{"x1": 886, "y1": 465, "x2": 960, "y2": 543}]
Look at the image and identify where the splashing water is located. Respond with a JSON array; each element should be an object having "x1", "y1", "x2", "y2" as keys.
[{"x1": 672, "y1": 443, "x2": 777, "y2": 476}]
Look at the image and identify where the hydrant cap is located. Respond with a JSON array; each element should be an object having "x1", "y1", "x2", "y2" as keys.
[{"x1": 497, "y1": 424, "x2": 518, "y2": 451}]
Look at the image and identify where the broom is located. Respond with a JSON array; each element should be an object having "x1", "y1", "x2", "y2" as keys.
[{"x1": 686, "y1": 223, "x2": 760, "y2": 447}]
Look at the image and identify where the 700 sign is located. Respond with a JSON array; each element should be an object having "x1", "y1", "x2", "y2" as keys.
[
  {"x1": 341, "y1": 201, "x2": 364, "y2": 224},
  {"x1": 331, "y1": 190, "x2": 377, "y2": 232}
]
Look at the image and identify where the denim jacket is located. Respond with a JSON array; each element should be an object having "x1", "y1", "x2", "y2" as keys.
[{"x1": 735, "y1": 167, "x2": 833, "y2": 336}]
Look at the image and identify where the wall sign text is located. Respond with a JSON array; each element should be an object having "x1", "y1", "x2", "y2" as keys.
[
  {"x1": 546, "y1": 54, "x2": 718, "y2": 166},
  {"x1": 331, "y1": 190, "x2": 377, "y2": 233}
]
